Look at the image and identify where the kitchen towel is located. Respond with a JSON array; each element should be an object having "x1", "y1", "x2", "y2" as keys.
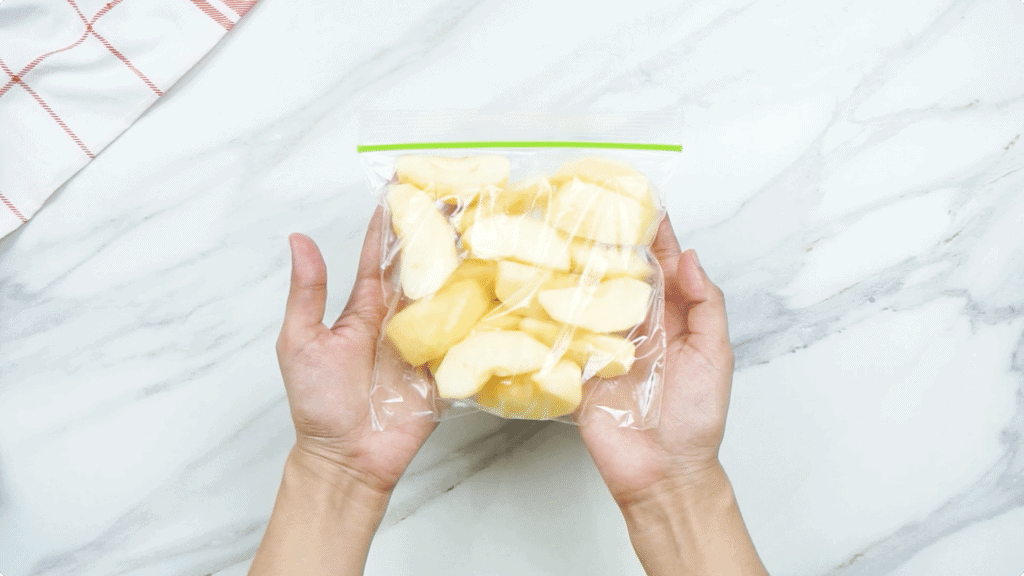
[{"x1": 0, "y1": 0, "x2": 257, "y2": 238}]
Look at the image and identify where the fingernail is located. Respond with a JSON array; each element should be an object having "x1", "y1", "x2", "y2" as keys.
[{"x1": 691, "y1": 250, "x2": 702, "y2": 270}]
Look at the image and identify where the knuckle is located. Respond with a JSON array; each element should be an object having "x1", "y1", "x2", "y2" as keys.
[
  {"x1": 275, "y1": 332, "x2": 290, "y2": 355},
  {"x1": 709, "y1": 281, "x2": 726, "y2": 303}
]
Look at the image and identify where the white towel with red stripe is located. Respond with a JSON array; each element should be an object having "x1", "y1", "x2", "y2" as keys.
[{"x1": 0, "y1": 0, "x2": 257, "y2": 238}]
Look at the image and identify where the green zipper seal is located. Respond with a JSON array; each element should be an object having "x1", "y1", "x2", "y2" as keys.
[{"x1": 357, "y1": 141, "x2": 682, "y2": 152}]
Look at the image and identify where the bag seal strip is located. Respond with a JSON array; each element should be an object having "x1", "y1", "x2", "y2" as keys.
[{"x1": 356, "y1": 141, "x2": 682, "y2": 153}]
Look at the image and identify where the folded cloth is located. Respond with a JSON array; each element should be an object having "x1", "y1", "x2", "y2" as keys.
[{"x1": 0, "y1": 0, "x2": 257, "y2": 238}]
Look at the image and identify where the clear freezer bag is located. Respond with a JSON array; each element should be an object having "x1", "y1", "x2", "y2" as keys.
[{"x1": 358, "y1": 111, "x2": 682, "y2": 431}]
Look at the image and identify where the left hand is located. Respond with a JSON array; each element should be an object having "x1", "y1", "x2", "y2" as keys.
[
  {"x1": 579, "y1": 216, "x2": 735, "y2": 505},
  {"x1": 275, "y1": 208, "x2": 436, "y2": 495}
]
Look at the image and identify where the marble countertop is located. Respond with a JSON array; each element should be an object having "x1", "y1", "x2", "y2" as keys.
[{"x1": 2, "y1": 0, "x2": 1024, "y2": 574}]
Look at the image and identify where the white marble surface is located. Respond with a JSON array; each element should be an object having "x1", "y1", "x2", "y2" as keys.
[{"x1": 2, "y1": 0, "x2": 1024, "y2": 574}]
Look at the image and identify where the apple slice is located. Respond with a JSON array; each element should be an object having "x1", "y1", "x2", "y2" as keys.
[
  {"x1": 551, "y1": 157, "x2": 658, "y2": 208},
  {"x1": 453, "y1": 178, "x2": 552, "y2": 234},
  {"x1": 530, "y1": 359, "x2": 583, "y2": 408},
  {"x1": 451, "y1": 203, "x2": 478, "y2": 234},
  {"x1": 475, "y1": 374, "x2": 537, "y2": 416},
  {"x1": 386, "y1": 279, "x2": 492, "y2": 366},
  {"x1": 434, "y1": 330, "x2": 550, "y2": 399},
  {"x1": 518, "y1": 317, "x2": 635, "y2": 378},
  {"x1": 494, "y1": 261, "x2": 580, "y2": 317},
  {"x1": 386, "y1": 184, "x2": 459, "y2": 299},
  {"x1": 473, "y1": 305, "x2": 525, "y2": 332},
  {"x1": 547, "y1": 178, "x2": 657, "y2": 246},
  {"x1": 569, "y1": 239, "x2": 653, "y2": 279},
  {"x1": 474, "y1": 360, "x2": 581, "y2": 420},
  {"x1": 480, "y1": 176, "x2": 553, "y2": 214},
  {"x1": 537, "y1": 277, "x2": 652, "y2": 334},
  {"x1": 463, "y1": 215, "x2": 571, "y2": 271},
  {"x1": 447, "y1": 258, "x2": 497, "y2": 299},
  {"x1": 427, "y1": 357, "x2": 443, "y2": 377},
  {"x1": 396, "y1": 156, "x2": 510, "y2": 204}
]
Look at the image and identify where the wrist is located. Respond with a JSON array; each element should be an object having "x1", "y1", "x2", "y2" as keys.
[
  {"x1": 616, "y1": 462, "x2": 768, "y2": 576},
  {"x1": 249, "y1": 447, "x2": 391, "y2": 575},
  {"x1": 617, "y1": 460, "x2": 733, "y2": 527},
  {"x1": 284, "y1": 446, "x2": 392, "y2": 524},
  {"x1": 616, "y1": 459, "x2": 730, "y2": 513}
]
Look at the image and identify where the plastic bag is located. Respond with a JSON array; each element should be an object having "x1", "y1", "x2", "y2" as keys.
[{"x1": 358, "y1": 111, "x2": 682, "y2": 430}]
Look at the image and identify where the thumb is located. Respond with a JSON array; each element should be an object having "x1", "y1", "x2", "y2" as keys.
[
  {"x1": 281, "y1": 233, "x2": 328, "y2": 344},
  {"x1": 676, "y1": 249, "x2": 731, "y2": 353},
  {"x1": 331, "y1": 207, "x2": 387, "y2": 335}
]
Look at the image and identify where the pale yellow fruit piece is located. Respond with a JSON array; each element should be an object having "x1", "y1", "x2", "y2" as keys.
[
  {"x1": 538, "y1": 277, "x2": 652, "y2": 334},
  {"x1": 551, "y1": 157, "x2": 657, "y2": 208},
  {"x1": 450, "y1": 186, "x2": 502, "y2": 234},
  {"x1": 518, "y1": 392, "x2": 579, "y2": 419},
  {"x1": 434, "y1": 330, "x2": 550, "y2": 399},
  {"x1": 530, "y1": 359, "x2": 583, "y2": 408},
  {"x1": 480, "y1": 176, "x2": 553, "y2": 214},
  {"x1": 447, "y1": 259, "x2": 497, "y2": 299},
  {"x1": 486, "y1": 298, "x2": 552, "y2": 323},
  {"x1": 427, "y1": 357, "x2": 443, "y2": 377},
  {"x1": 547, "y1": 179, "x2": 657, "y2": 246},
  {"x1": 475, "y1": 374, "x2": 537, "y2": 416},
  {"x1": 494, "y1": 261, "x2": 580, "y2": 317},
  {"x1": 494, "y1": 260, "x2": 552, "y2": 301},
  {"x1": 453, "y1": 179, "x2": 551, "y2": 233},
  {"x1": 473, "y1": 306, "x2": 525, "y2": 332},
  {"x1": 451, "y1": 203, "x2": 478, "y2": 235},
  {"x1": 518, "y1": 317, "x2": 635, "y2": 378},
  {"x1": 569, "y1": 239, "x2": 653, "y2": 279},
  {"x1": 386, "y1": 184, "x2": 459, "y2": 299},
  {"x1": 385, "y1": 279, "x2": 491, "y2": 366},
  {"x1": 396, "y1": 156, "x2": 510, "y2": 203},
  {"x1": 464, "y1": 215, "x2": 571, "y2": 271},
  {"x1": 475, "y1": 366, "x2": 580, "y2": 420}
]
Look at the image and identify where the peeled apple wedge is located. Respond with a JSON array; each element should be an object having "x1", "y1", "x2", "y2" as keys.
[
  {"x1": 538, "y1": 277, "x2": 652, "y2": 334},
  {"x1": 530, "y1": 359, "x2": 583, "y2": 408},
  {"x1": 434, "y1": 330, "x2": 550, "y2": 399},
  {"x1": 386, "y1": 184, "x2": 460, "y2": 299},
  {"x1": 473, "y1": 307, "x2": 525, "y2": 332},
  {"x1": 427, "y1": 357, "x2": 443, "y2": 377},
  {"x1": 463, "y1": 215, "x2": 571, "y2": 271},
  {"x1": 551, "y1": 157, "x2": 657, "y2": 208},
  {"x1": 479, "y1": 176, "x2": 553, "y2": 214},
  {"x1": 569, "y1": 239, "x2": 653, "y2": 279},
  {"x1": 396, "y1": 156, "x2": 510, "y2": 203},
  {"x1": 453, "y1": 179, "x2": 551, "y2": 233},
  {"x1": 451, "y1": 203, "x2": 480, "y2": 234},
  {"x1": 518, "y1": 317, "x2": 635, "y2": 378},
  {"x1": 447, "y1": 258, "x2": 497, "y2": 299},
  {"x1": 386, "y1": 279, "x2": 491, "y2": 366},
  {"x1": 494, "y1": 261, "x2": 580, "y2": 317},
  {"x1": 475, "y1": 374, "x2": 536, "y2": 416},
  {"x1": 547, "y1": 179, "x2": 657, "y2": 246},
  {"x1": 475, "y1": 360, "x2": 582, "y2": 420}
]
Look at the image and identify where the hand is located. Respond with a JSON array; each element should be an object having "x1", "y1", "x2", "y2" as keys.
[
  {"x1": 252, "y1": 210, "x2": 435, "y2": 576},
  {"x1": 275, "y1": 208, "x2": 436, "y2": 495},
  {"x1": 580, "y1": 215, "x2": 735, "y2": 504},
  {"x1": 579, "y1": 217, "x2": 767, "y2": 576}
]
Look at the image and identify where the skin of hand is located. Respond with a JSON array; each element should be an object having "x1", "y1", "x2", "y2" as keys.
[
  {"x1": 579, "y1": 216, "x2": 769, "y2": 576},
  {"x1": 251, "y1": 209, "x2": 765, "y2": 576},
  {"x1": 250, "y1": 208, "x2": 436, "y2": 576},
  {"x1": 273, "y1": 207, "x2": 435, "y2": 494}
]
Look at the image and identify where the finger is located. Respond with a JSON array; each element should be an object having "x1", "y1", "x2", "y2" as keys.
[
  {"x1": 676, "y1": 249, "x2": 730, "y2": 345},
  {"x1": 283, "y1": 233, "x2": 329, "y2": 339},
  {"x1": 651, "y1": 213, "x2": 682, "y2": 262},
  {"x1": 332, "y1": 207, "x2": 387, "y2": 333}
]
